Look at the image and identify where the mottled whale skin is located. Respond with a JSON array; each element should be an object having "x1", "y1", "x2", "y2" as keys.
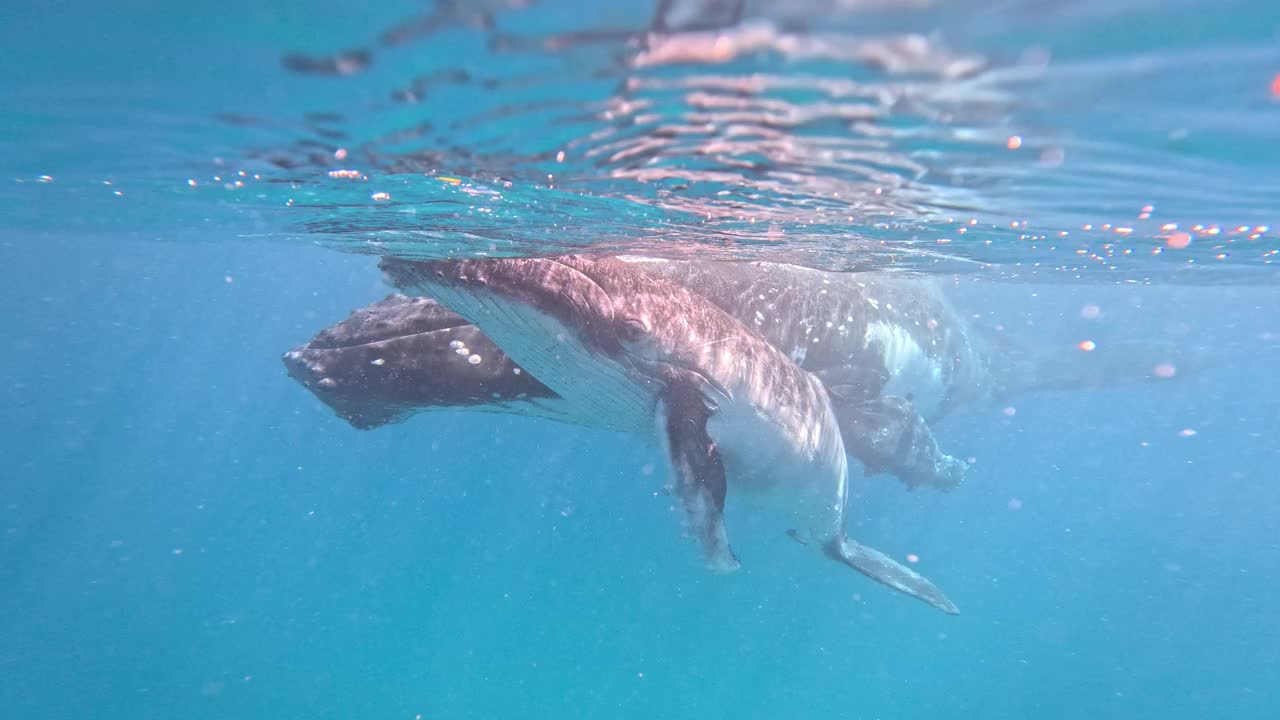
[
  {"x1": 628, "y1": 258, "x2": 990, "y2": 487},
  {"x1": 285, "y1": 258, "x2": 981, "y2": 491},
  {"x1": 379, "y1": 254, "x2": 959, "y2": 614},
  {"x1": 282, "y1": 293, "x2": 569, "y2": 429}
]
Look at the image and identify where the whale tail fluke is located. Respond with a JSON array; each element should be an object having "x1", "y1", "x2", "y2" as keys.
[{"x1": 824, "y1": 537, "x2": 960, "y2": 615}]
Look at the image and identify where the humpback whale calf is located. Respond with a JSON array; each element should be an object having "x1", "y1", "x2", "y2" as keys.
[
  {"x1": 285, "y1": 259, "x2": 981, "y2": 492},
  {"x1": 377, "y1": 254, "x2": 959, "y2": 614}
]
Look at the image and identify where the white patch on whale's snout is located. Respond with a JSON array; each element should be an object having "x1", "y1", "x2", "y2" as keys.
[{"x1": 865, "y1": 321, "x2": 944, "y2": 416}]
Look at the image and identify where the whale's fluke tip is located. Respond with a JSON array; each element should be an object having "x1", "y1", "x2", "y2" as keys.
[{"x1": 825, "y1": 537, "x2": 959, "y2": 616}]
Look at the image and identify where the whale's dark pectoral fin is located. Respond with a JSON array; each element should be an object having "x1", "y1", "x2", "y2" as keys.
[
  {"x1": 663, "y1": 384, "x2": 740, "y2": 574},
  {"x1": 825, "y1": 537, "x2": 959, "y2": 615},
  {"x1": 837, "y1": 395, "x2": 966, "y2": 492}
]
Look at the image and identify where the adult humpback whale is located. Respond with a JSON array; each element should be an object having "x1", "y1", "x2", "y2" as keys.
[
  {"x1": 285, "y1": 259, "x2": 981, "y2": 492},
  {"x1": 379, "y1": 254, "x2": 959, "y2": 614}
]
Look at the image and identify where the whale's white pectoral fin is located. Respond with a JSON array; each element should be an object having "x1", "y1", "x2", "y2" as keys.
[
  {"x1": 661, "y1": 384, "x2": 740, "y2": 574},
  {"x1": 824, "y1": 537, "x2": 959, "y2": 615}
]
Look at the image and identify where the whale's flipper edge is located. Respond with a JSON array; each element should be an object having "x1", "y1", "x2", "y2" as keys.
[
  {"x1": 660, "y1": 383, "x2": 740, "y2": 574},
  {"x1": 824, "y1": 537, "x2": 960, "y2": 615}
]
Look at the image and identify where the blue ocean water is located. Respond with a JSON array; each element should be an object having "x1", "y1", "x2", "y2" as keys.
[{"x1": 2, "y1": 1, "x2": 1279, "y2": 718}]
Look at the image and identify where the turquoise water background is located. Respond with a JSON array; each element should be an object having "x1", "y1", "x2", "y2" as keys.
[{"x1": 3, "y1": 1, "x2": 1280, "y2": 718}]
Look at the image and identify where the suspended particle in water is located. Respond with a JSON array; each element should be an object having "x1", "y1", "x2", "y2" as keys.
[
  {"x1": 906, "y1": 553, "x2": 920, "y2": 564},
  {"x1": 1178, "y1": 428, "x2": 1198, "y2": 438},
  {"x1": 1080, "y1": 304, "x2": 1102, "y2": 319},
  {"x1": 1153, "y1": 362, "x2": 1177, "y2": 378},
  {"x1": 1006, "y1": 135, "x2": 1022, "y2": 150},
  {"x1": 1007, "y1": 498, "x2": 1024, "y2": 510},
  {"x1": 1002, "y1": 406, "x2": 1017, "y2": 417},
  {"x1": 1039, "y1": 147, "x2": 1064, "y2": 166},
  {"x1": 1163, "y1": 232, "x2": 1192, "y2": 249},
  {"x1": 1078, "y1": 340, "x2": 1097, "y2": 352}
]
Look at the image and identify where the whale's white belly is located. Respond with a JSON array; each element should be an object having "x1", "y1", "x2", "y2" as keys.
[
  {"x1": 865, "y1": 320, "x2": 947, "y2": 416},
  {"x1": 704, "y1": 391, "x2": 844, "y2": 534}
]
